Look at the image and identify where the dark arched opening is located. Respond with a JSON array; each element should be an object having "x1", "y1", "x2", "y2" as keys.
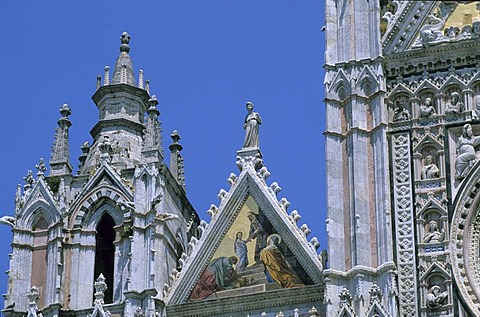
[{"x1": 94, "y1": 213, "x2": 115, "y2": 303}]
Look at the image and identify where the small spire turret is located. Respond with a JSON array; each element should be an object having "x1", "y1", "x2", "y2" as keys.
[
  {"x1": 50, "y1": 104, "x2": 73, "y2": 176},
  {"x1": 141, "y1": 95, "x2": 164, "y2": 165},
  {"x1": 169, "y1": 130, "x2": 185, "y2": 189}
]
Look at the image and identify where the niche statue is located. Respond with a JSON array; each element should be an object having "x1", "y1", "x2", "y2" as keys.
[
  {"x1": 455, "y1": 124, "x2": 480, "y2": 179},
  {"x1": 243, "y1": 102, "x2": 262, "y2": 149}
]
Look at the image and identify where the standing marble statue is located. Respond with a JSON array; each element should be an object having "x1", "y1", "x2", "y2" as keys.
[
  {"x1": 243, "y1": 102, "x2": 262, "y2": 148},
  {"x1": 455, "y1": 124, "x2": 480, "y2": 179}
]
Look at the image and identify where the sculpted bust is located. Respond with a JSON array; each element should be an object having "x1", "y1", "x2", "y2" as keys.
[
  {"x1": 393, "y1": 99, "x2": 411, "y2": 122},
  {"x1": 423, "y1": 220, "x2": 444, "y2": 243},
  {"x1": 421, "y1": 155, "x2": 439, "y2": 179},
  {"x1": 419, "y1": 97, "x2": 436, "y2": 118},
  {"x1": 445, "y1": 92, "x2": 463, "y2": 115}
]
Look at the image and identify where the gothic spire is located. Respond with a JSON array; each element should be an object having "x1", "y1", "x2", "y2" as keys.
[
  {"x1": 111, "y1": 32, "x2": 136, "y2": 86},
  {"x1": 50, "y1": 103, "x2": 73, "y2": 176}
]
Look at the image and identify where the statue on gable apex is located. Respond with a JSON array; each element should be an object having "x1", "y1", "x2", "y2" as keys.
[{"x1": 243, "y1": 102, "x2": 262, "y2": 149}]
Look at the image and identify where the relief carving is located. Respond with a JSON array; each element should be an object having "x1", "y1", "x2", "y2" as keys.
[
  {"x1": 445, "y1": 92, "x2": 464, "y2": 115},
  {"x1": 455, "y1": 124, "x2": 480, "y2": 179},
  {"x1": 426, "y1": 285, "x2": 448, "y2": 309},
  {"x1": 421, "y1": 155, "x2": 439, "y2": 180},
  {"x1": 393, "y1": 98, "x2": 411, "y2": 122},
  {"x1": 423, "y1": 220, "x2": 444, "y2": 243},
  {"x1": 419, "y1": 97, "x2": 436, "y2": 118}
]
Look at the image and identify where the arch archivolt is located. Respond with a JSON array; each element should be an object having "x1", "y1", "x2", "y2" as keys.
[
  {"x1": 450, "y1": 163, "x2": 480, "y2": 315},
  {"x1": 69, "y1": 185, "x2": 129, "y2": 229}
]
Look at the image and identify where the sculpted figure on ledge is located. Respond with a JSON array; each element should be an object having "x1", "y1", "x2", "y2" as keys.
[
  {"x1": 455, "y1": 123, "x2": 480, "y2": 179},
  {"x1": 421, "y1": 155, "x2": 439, "y2": 180},
  {"x1": 426, "y1": 285, "x2": 448, "y2": 309},
  {"x1": 419, "y1": 97, "x2": 436, "y2": 118},
  {"x1": 445, "y1": 92, "x2": 464, "y2": 115},
  {"x1": 393, "y1": 99, "x2": 411, "y2": 122},
  {"x1": 423, "y1": 220, "x2": 444, "y2": 243}
]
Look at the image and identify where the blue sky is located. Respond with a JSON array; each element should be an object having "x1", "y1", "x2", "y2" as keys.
[{"x1": 0, "y1": 1, "x2": 326, "y2": 301}]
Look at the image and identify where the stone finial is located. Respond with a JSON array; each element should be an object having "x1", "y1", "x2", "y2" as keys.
[
  {"x1": 207, "y1": 204, "x2": 218, "y2": 218},
  {"x1": 257, "y1": 166, "x2": 270, "y2": 182},
  {"x1": 339, "y1": 286, "x2": 353, "y2": 306},
  {"x1": 369, "y1": 282, "x2": 382, "y2": 303},
  {"x1": 217, "y1": 189, "x2": 228, "y2": 202},
  {"x1": 138, "y1": 70, "x2": 144, "y2": 89},
  {"x1": 120, "y1": 32, "x2": 131, "y2": 52},
  {"x1": 94, "y1": 274, "x2": 107, "y2": 304},
  {"x1": 23, "y1": 170, "x2": 35, "y2": 191},
  {"x1": 198, "y1": 220, "x2": 208, "y2": 238},
  {"x1": 270, "y1": 182, "x2": 282, "y2": 196},
  {"x1": 27, "y1": 286, "x2": 41, "y2": 317},
  {"x1": 300, "y1": 224, "x2": 311, "y2": 238},
  {"x1": 96, "y1": 75, "x2": 102, "y2": 90},
  {"x1": 309, "y1": 307, "x2": 320, "y2": 316},
  {"x1": 35, "y1": 158, "x2": 47, "y2": 178},
  {"x1": 227, "y1": 173, "x2": 238, "y2": 186},
  {"x1": 134, "y1": 307, "x2": 144, "y2": 317},
  {"x1": 145, "y1": 79, "x2": 150, "y2": 94},
  {"x1": 289, "y1": 210, "x2": 301, "y2": 225},
  {"x1": 104, "y1": 66, "x2": 110, "y2": 85}
]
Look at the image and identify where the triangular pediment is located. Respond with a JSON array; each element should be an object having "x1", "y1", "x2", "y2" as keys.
[
  {"x1": 165, "y1": 160, "x2": 323, "y2": 305},
  {"x1": 420, "y1": 262, "x2": 449, "y2": 282},
  {"x1": 364, "y1": 301, "x2": 388, "y2": 317},
  {"x1": 382, "y1": 2, "x2": 480, "y2": 54},
  {"x1": 17, "y1": 177, "x2": 62, "y2": 228},
  {"x1": 336, "y1": 305, "x2": 357, "y2": 317}
]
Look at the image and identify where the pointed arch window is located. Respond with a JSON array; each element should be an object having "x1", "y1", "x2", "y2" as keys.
[{"x1": 94, "y1": 213, "x2": 115, "y2": 303}]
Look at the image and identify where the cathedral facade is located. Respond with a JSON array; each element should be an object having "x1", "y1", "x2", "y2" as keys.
[
  {"x1": 324, "y1": 1, "x2": 480, "y2": 316},
  {"x1": 4, "y1": 1, "x2": 480, "y2": 317}
]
